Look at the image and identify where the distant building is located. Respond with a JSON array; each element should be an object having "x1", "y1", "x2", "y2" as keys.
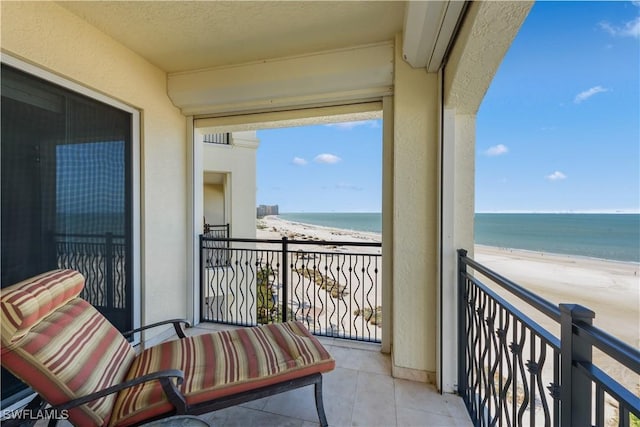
[{"x1": 257, "y1": 205, "x2": 279, "y2": 217}]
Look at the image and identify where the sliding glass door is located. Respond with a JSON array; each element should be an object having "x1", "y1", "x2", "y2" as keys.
[{"x1": 1, "y1": 64, "x2": 134, "y2": 404}]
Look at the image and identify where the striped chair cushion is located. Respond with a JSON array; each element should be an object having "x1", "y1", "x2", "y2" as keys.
[
  {"x1": 110, "y1": 321, "x2": 335, "y2": 427},
  {"x1": 2, "y1": 298, "x2": 136, "y2": 426},
  {"x1": 1, "y1": 269, "x2": 85, "y2": 346}
]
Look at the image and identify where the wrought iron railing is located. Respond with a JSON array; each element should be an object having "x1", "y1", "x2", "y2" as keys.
[
  {"x1": 203, "y1": 224, "x2": 230, "y2": 267},
  {"x1": 458, "y1": 249, "x2": 640, "y2": 426},
  {"x1": 200, "y1": 236, "x2": 382, "y2": 342},
  {"x1": 54, "y1": 233, "x2": 127, "y2": 310},
  {"x1": 203, "y1": 133, "x2": 230, "y2": 145}
]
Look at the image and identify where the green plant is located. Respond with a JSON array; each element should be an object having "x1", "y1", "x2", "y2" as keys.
[{"x1": 256, "y1": 266, "x2": 293, "y2": 324}]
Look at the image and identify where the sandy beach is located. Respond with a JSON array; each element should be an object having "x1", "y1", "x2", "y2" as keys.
[
  {"x1": 258, "y1": 215, "x2": 638, "y2": 346},
  {"x1": 257, "y1": 215, "x2": 382, "y2": 246},
  {"x1": 257, "y1": 215, "x2": 639, "y2": 405},
  {"x1": 473, "y1": 245, "x2": 639, "y2": 348}
]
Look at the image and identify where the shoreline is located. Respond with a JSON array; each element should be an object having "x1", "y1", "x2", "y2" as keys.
[
  {"x1": 258, "y1": 215, "x2": 638, "y2": 338},
  {"x1": 265, "y1": 215, "x2": 639, "y2": 265},
  {"x1": 257, "y1": 215, "x2": 382, "y2": 244},
  {"x1": 257, "y1": 215, "x2": 639, "y2": 399},
  {"x1": 474, "y1": 243, "x2": 640, "y2": 267}
]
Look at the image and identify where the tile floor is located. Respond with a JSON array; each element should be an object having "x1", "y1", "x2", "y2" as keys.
[{"x1": 188, "y1": 324, "x2": 473, "y2": 427}]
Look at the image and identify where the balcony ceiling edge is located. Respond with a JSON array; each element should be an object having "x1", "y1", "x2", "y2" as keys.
[{"x1": 167, "y1": 42, "x2": 394, "y2": 117}]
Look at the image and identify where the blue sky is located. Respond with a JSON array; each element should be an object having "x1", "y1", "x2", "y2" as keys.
[
  {"x1": 257, "y1": 120, "x2": 382, "y2": 212},
  {"x1": 476, "y1": 1, "x2": 639, "y2": 213},
  {"x1": 257, "y1": 1, "x2": 639, "y2": 214}
]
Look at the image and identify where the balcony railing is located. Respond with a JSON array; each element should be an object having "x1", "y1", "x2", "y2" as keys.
[
  {"x1": 457, "y1": 249, "x2": 640, "y2": 426},
  {"x1": 200, "y1": 236, "x2": 382, "y2": 342},
  {"x1": 54, "y1": 233, "x2": 131, "y2": 331},
  {"x1": 203, "y1": 133, "x2": 230, "y2": 145},
  {"x1": 203, "y1": 223, "x2": 230, "y2": 268}
]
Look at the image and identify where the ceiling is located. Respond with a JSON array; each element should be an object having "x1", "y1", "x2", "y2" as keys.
[{"x1": 58, "y1": 1, "x2": 406, "y2": 74}]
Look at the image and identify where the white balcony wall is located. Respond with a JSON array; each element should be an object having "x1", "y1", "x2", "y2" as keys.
[
  {"x1": 201, "y1": 132, "x2": 259, "y2": 240},
  {"x1": 203, "y1": 183, "x2": 225, "y2": 226}
]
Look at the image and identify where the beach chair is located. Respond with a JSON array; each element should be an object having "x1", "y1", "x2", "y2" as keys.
[{"x1": 1, "y1": 269, "x2": 335, "y2": 426}]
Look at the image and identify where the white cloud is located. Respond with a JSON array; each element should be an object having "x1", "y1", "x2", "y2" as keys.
[
  {"x1": 546, "y1": 171, "x2": 567, "y2": 181},
  {"x1": 485, "y1": 144, "x2": 509, "y2": 157},
  {"x1": 574, "y1": 86, "x2": 608, "y2": 104},
  {"x1": 335, "y1": 183, "x2": 363, "y2": 191},
  {"x1": 325, "y1": 120, "x2": 380, "y2": 130},
  {"x1": 314, "y1": 153, "x2": 342, "y2": 164},
  {"x1": 599, "y1": 16, "x2": 640, "y2": 38},
  {"x1": 292, "y1": 157, "x2": 307, "y2": 166}
]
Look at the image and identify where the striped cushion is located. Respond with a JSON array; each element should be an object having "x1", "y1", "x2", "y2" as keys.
[
  {"x1": 1, "y1": 298, "x2": 136, "y2": 426},
  {"x1": 1, "y1": 269, "x2": 85, "y2": 346},
  {"x1": 110, "y1": 321, "x2": 335, "y2": 427}
]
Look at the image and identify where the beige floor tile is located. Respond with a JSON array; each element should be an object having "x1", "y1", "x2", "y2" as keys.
[
  {"x1": 396, "y1": 406, "x2": 457, "y2": 427},
  {"x1": 323, "y1": 367, "x2": 359, "y2": 399},
  {"x1": 350, "y1": 390, "x2": 397, "y2": 427},
  {"x1": 261, "y1": 385, "x2": 323, "y2": 423},
  {"x1": 356, "y1": 371, "x2": 394, "y2": 396},
  {"x1": 218, "y1": 405, "x2": 309, "y2": 427},
  {"x1": 394, "y1": 378, "x2": 450, "y2": 417},
  {"x1": 323, "y1": 391, "x2": 356, "y2": 427}
]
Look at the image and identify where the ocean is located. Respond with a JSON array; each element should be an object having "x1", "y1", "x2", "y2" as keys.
[
  {"x1": 475, "y1": 213, "x2": 639, "y2": 263},
  {"x1": 277, "y1": 212, "x2": 640, "y2": 263},
  {"x1": 278, "y1": 212, "x2": 382, "y2": 233}
]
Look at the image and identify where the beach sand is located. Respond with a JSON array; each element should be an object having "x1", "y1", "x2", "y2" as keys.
[
  {"x1": 258, "y1": 215, "x2": 638, "y2": 347},
  {"x1": 473, "y1": 245, "x2": 639, "y2": 349},
  {"x1": 255, "y1": 216, "x2": 383, "y2": 341},
  {"x1": 257, "y1": 215, "x2": 639, "y2": 404}
]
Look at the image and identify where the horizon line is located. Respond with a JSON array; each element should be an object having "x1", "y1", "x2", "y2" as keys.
[{"x1": 275, "y1": 210, "x2": 640, "y2": 214}]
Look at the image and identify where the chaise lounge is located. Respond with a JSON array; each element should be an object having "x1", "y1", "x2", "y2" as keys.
[{"x1": 1, "y1": 269, "x2": 335, "y2": 426}]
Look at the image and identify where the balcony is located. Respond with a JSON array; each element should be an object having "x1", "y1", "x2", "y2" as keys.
[
  {"x1": 198, "y1": 236, "x2": 640, "y2": 425},
  {"x1": 17, "y1": 246, "x2": 638, "y2": 426},
  {"x1": 179, "y1": 323, "x2": 473, "y2": 426}
]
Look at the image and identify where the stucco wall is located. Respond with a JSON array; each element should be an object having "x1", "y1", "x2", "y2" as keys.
[
  {"x1": 201, "y1": 133, "x2": 258, "y2": 239},
  {"x1": 392, "y1": 35, "x2": 439, "y2": 381},
  {"x1": 204, "y1": 184, "x2": 225, "y2": 226},
  {"x1": 1, "y1": 1, "x2": 188, "y2": 338}
]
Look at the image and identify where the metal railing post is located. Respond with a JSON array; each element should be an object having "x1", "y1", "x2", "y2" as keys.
[
  {"x1": 560, "y1": 303, "x2": 595, "y2": 427},
  {"x1": 281, "y1": 237, "x2": 288, "y2": 322},
  {"x1": 457, "y1": 249, "x2": 468, "y2": 400},
  {"x1": 199, "y1": 234, "x2": 204, "y2": 322},
  {"x1": 105, "y1": 232, "x2": 114, "y2": 309}
]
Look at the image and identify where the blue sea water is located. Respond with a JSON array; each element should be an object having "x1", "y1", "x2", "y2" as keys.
[
  {"x1": 278, "y1": 212, "x2": 382, "y2": 234},
  {"x1": 276, "y1": 212, "x2": 640, "y2": 263},
  {"x1": 475, "y1": 213, "x2": 640, "y2": 263}
]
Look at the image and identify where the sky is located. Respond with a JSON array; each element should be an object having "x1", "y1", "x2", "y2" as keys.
[
  {"x1": 257, "y1": 1, "x2": 639, "y2": 214},
  {"x1": 256, "y1": 120, "x2": 382, "y2": 212},
  {"x1": 476, "y1": 1, "x2": 639, "y2": 213}
]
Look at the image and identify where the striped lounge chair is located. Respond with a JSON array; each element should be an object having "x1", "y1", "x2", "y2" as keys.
[{"x1": 1, "y1": 269, "x2": 335, "y2": 426}]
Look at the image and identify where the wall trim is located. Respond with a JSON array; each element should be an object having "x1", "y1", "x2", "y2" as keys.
[{"x1": 168, "y1": 42, "x2": 393, "y2": 116}]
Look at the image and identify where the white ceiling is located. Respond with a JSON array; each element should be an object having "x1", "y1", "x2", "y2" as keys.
[{"x1": 58, "y1": 1, "x2": 406, "y2": 74}]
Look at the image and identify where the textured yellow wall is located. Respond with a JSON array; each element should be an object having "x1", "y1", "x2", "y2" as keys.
[
  {"x1": 1, "y1": 1, "x2": 188, "y2": 335},
  {"x1": 392, "y1": 35, "x2": 439, "y2": 381}
]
